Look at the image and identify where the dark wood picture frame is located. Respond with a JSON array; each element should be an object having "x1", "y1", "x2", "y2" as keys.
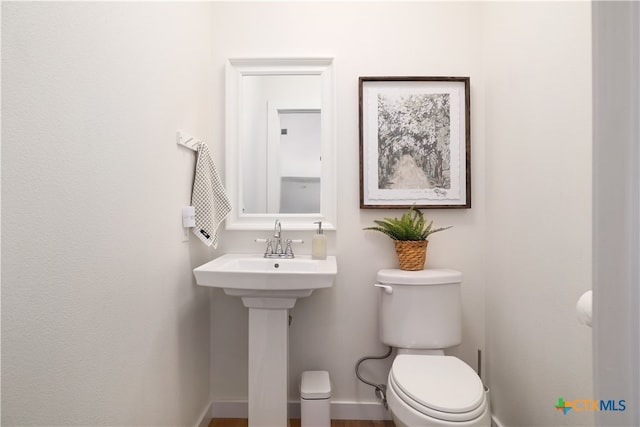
[{"x1": 359, "y1": 76, "x2": 471, "y2": 209}]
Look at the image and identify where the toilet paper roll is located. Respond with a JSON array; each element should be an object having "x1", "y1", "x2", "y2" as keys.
[{"x1": 576, "y1": 290, "x2": 592, "y2": 327}]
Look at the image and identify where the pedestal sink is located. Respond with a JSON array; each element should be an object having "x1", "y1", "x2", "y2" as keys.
[{"x1": 193, "y1": 254, "x2": 337, "y2": 427}]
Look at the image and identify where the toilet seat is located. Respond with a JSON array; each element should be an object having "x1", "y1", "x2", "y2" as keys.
[{"x1": 389, "y1": 355, "x2": 487, "y2": 422}]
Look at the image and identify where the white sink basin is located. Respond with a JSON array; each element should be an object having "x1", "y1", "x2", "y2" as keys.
[{"x1": 193, "y1": 254, "x2": 337, "y2": 308}]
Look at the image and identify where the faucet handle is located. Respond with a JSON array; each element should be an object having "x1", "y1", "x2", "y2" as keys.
[
  {"x1": 284, "y1": 239, "x2": 304, "y2": 257},
  {"x1": 255, "y1": 238, "x2": 273, "y2": 255}
]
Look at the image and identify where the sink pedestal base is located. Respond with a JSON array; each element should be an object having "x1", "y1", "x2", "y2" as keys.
[{"x1": 248, "y1": 307, "x2": 289, "y2": 427}]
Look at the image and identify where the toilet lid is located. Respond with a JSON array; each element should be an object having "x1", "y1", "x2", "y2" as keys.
[{"x1": 391, "y1": 355, "x2": 485, "y2": 414}]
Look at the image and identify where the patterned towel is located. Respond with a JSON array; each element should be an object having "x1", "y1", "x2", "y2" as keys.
[{"x1": 191, "y1": 142, "x2": 231, "y2": 248}]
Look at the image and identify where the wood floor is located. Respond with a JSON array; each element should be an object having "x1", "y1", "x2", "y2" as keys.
[{"x1": 209, "y1": 419, "x2": 394, "y2": 427}]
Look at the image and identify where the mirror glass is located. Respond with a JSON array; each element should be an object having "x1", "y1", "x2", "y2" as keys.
[
  {"x1": 274, "y1": 109, "x2": 321, "y2": 214},
  {"x1": 225, "y1": 58, "x2": 336, "y2": 230}
]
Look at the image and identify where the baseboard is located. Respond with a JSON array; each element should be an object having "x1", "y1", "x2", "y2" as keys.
[
  {"x1": 491, "y1": 414, "x2": 504, "y2": 427},
  {"x1": 210, "y1": 400, "x2": 391, "y2": 421},
  {"x1": 195, "y1": 396, "x2": 215, "y2": 427}
]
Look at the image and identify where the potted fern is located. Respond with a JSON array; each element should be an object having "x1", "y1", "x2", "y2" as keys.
[{"x1": 363, "y1": 206, "x2": 452, "y2": 271}]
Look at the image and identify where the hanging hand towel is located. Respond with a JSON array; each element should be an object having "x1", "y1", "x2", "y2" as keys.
[{"x1": 191, "y1": 142, "x2": 231, "y2": 248}]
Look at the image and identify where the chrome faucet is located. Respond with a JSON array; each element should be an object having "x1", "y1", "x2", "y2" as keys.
[
  {"x1": 255, "y1": 219, "x2": 303, "y2": 258},
  {"x1": 273, "y1": 219, "x2": 283, "y2": 255}
]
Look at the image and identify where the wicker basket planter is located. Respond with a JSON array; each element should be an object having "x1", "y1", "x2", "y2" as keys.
[
  {"x1": 394, "y1": 240, "x2": 429, "y2": 271},
  {"x1": 363, "y1": 206, "x2": 451, "y2": 272}
]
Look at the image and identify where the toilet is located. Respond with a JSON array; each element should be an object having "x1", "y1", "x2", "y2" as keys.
[{"x1": 376, "y1": 268, "x2": 491, "y2": 427}]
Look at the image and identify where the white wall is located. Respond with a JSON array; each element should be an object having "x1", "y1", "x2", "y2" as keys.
[
  {"x1": 483, "y1": 2, "x2": 593, "y2": 426},
  {"x1": 2, "y1": 3, "x2": 215, "y2": 426},
  {"x1": 211, "y1": 2, "x2": 593, "y2": 426},
  {"x1": 210, "y1": 0, "x2": 487, "y2": 408}
]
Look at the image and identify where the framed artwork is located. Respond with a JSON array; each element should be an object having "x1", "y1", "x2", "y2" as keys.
[{"x1": 359, "y1": 77, "x2": 471, "y2": 209}]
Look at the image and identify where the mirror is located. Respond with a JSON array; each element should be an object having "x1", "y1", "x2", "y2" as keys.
[{"x1": 225, "y1": 58, "x2": 336, "y2": 230}]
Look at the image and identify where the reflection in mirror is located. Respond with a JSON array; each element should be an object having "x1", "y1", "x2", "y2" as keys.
[
  {"x1": 242, "y1": 75, "x2": 321, "y2": 214},
  {"x1": 274, "y1": 110, "x2": 321, "y2": 214},
  {"x1": 225, "y1": 58, "x2": 336, "y2": 230}
]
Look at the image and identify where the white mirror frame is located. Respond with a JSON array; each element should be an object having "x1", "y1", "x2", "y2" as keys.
[{"x1": 225, "y1": 57, "x2": 336, "y2": 230}]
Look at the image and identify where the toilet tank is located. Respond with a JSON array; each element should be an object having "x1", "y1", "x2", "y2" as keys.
[{"x1": 377, "y1": 268, "x2": 462, "y2": 349}]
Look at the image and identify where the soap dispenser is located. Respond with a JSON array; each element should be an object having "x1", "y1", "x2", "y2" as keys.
[{"x1": 312, "y1": 221, "x2": 327, "y2": 260}]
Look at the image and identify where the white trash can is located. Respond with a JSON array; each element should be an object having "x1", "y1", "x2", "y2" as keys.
[{"x1": 300, "y1": 370, "x2": 331, "y2": 427}]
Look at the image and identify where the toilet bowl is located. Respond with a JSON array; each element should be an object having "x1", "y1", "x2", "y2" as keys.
[
  {"x1": 375, "y1": 268, "x2": 491, "y2": 427},
  {"x1": 386, "y1": 355, "x2": 490, "y2": 427}
]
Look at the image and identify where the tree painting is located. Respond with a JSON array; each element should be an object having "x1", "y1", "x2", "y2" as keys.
[{"x1": 377, "y1": 93, "x2": 451, "y2": 191}]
